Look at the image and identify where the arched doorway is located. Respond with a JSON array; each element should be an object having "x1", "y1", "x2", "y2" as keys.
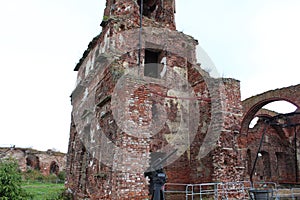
[
  {"x1": 50, "y1": 161, "x2": 59, "y2": 175},
  {"x1": 26, "y1": 155, "x2": 40, "y2": 170}
]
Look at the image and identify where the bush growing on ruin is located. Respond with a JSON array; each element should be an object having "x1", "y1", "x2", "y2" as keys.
[
  {"x1": 0, "y1": 158, "x2": 32, "y2": 199},
  {"x1": 23, "y1": 169, "x2": 66, "y2": 184},
  {"x1": 46, "y1": 174, "x2": 59, "y2": 183},
  {"x1": 24, "y1": 169, "x2": 45, "y2": 182},
  {"x1": 57, "y1": 171, "x2": 66, "y2": 183}
]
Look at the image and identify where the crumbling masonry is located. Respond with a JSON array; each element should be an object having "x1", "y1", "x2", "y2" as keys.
[
  {"x1": 66, "y1": 0, "x2": 300, "y2": 199},
  {"x1": 239, "y1": 85, "x2": 300, "y2": 184},
  {"x1": 0, "y1": 147, "x2": 66, "y2": 176}
]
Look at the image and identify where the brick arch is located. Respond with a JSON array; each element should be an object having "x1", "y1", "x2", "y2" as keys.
[
  {"x1": 251, "y1": 108, "x2": 287, "y2": 140},
  {"x1": 241, "y1": 84, "x2": 300, "y2": 134},
  {"x1": 251, "y1": 116, "x2": 287, "y2": 140},
  {"x1": 255, "y1": 108, "x2": 278, "y2": 118},
  {"x1": 50, "y1": 161, "x2": 59, "y2": 175},
  {"x1": 26, "y1": 155, "x2": 40, "y2": 170}
]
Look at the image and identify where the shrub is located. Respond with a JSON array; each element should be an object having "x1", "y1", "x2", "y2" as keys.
[
  {"x1": 46, "y1": 174, "x2": 59, "y2": 183},
  {"x1": 0, "y1": 158, "x2": 32, "y2": 199},
  {"x1": 57, "y1": 171, "x2": 66, "y2": 183},
  {"x1": 24, "y1": 169, "x2": 45, "y2": 182}
]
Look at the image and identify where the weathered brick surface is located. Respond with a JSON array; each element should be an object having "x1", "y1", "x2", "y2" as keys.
[
  {"x1": 241, "y1": 84, "x2": 300, "y2": 134},
  {"x1": 210, "y1": 79, "x2": 244, "y2": 183},
  {"x1": 239, "y1": 84, "x2": 300, "y2": 184},
  {"x1": 66, "y1": 0, "x2": 298, "y2": 199},
  {"x1": 67, "y1": 1, "x2": 300, "y2": 199},
  {"x1": 238, "y1": 114, "x2": 300, "y2": 183},
  {"x1": 0, "y1": 147, "x2": 66, "y2": 175}
]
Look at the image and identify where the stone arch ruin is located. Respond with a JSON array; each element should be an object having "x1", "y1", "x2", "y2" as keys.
[
  {"x1": 241, "y1": 84, "x2": 300, "y2": 134},
  {"x1": 0, "y1": 147, "x2": 66, "y2": 176},
  {"x1": 239, "y1": 84, "x2": 300, "y2": 183},
  {"x1": 26, "y1": 154, "x2": 40, "y2": 170}
]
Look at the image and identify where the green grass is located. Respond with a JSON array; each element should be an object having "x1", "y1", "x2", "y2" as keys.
[{"x1": 22, "y1": 182, "x2": 65, "y2": 200}]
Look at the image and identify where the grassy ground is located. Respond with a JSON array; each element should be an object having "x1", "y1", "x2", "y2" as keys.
[{"x1": 22, "y1": 182, "x2": 65, "y2": 200}]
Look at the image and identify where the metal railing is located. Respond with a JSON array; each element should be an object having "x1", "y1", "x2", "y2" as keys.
[
  {"x1": 164, "y1": 181, "x2": 252, "y2": 200},
  {"x1": 291, "y1": 188, "x2": 300, "y2": 199},
  {"x1": 248, "y1": 182, "x2": 277, "y2": 200},
  {"x1": 273, "y1": 187, "x2": 300, "y2": 199},
  {"x1": 163, "y1": 181, "x2": 300, "y2": 200},
  {"x1": 186, "y1": 182, "x2": 219, "y2": 200},
  {"x1": 164, "y1": 183, "x2": 187, "y2": 195}
]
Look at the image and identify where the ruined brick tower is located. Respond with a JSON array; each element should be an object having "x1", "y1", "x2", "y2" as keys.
[{"x1": 67, "y1": 0, "x2": 245, "y2": 199}]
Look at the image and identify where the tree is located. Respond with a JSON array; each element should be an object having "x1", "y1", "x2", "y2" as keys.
[{"x1": 0, "y1": 158, "x2": 32, "y2": 200}]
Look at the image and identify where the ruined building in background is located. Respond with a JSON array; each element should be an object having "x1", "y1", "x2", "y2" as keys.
[
  {"x1": 239, "y1": 85, "x2": 300, "y2": 184},
  {"x1": 0, "y1": 147, "x2": 66, "y2": 175},
  {"x1": 67, "y1": 0, "x2": 300, "y2": 199}
]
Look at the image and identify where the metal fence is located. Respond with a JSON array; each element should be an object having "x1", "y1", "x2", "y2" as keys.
[
  {"x1": 164, "y1": 181, "x2": 300, "y2": 199},
  {"x1": 164, "y1": 181, "x2": 252, "y2": 200}
]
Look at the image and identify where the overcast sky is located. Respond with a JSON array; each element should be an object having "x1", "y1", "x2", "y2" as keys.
[{"x1": 0, "y1": 0, "x2": 299, "y2": 152}]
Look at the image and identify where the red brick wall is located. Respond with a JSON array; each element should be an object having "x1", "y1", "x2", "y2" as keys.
[
  {"x1": 239, "y1": 84, "x2": 300, "y2": 184},
  {"x1": 239, "y1": 117, "x2": 298, "y2": 183},
  {"x1": 241, "y1": 84, "x2": 300, "y2": 135},
  {"x1": 67, "y1": 0, "x2": 245, "y2": 199}
]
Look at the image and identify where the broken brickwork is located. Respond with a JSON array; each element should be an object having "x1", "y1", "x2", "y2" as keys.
[
  {"x1": 241, "y1": 84, "x2": 300, "y2": 135},
  {"x1": 0, "y1": 147, "x2": 66, "y2": 175},
  {"x1": 239, "y1": 84, "x2": 300, "y2": 184},
  {"x1": 67, "y1": 0, "x2": 245, "y2": 199}
]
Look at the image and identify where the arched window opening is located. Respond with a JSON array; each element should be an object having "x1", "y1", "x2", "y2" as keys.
[
  {"x1": 26, "y1": 155, "x2": 40, "y2": 170},
  {"x1": 50, "y1": 161, "x2": 59, "y2": 175}
]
